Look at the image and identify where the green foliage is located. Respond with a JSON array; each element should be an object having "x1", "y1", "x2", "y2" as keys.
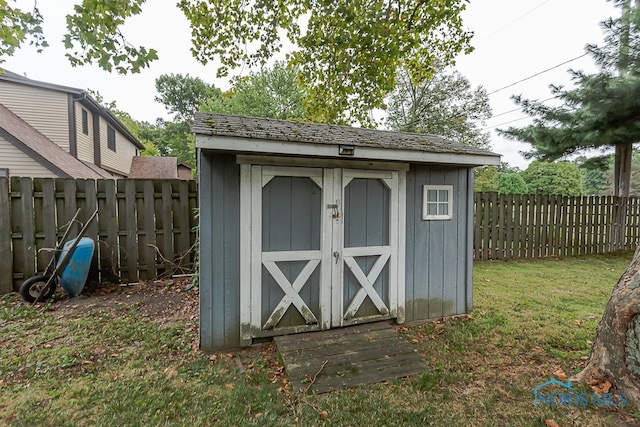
[
  {"x1": 137, "y1": 120, "x2": 194, "y2": 166},
  {"x1": 575, "y1": 155, "x2": 612, "y2": 196},
  {"x1": 496, "y1": 172, "x2": 528, "y2": 195},
  {"x1": 155, "y1": 73, "x2": 221, "y2": 123},
  {"x1": 386, "y1": 67, "x2": 492, "y2": 149},
  {"x1": 474, "y1": 166, "x2": 499, "y2": 192},
  {"x1": 179, "y1": 0, "x2": 473, "y2": 125},
  {"x1": 2, "y1": 0, "x2": 472, "y2": 125},
  {"x1": 520, "y1": 160, "x2": 583, "y2": 196},
  {"x1": 63, "y1": 0, "x2": 157, "y2": 74},
  {"x1": 499, "y1": 3, "x2": 640, "y2": 195},
  {"x1": 0, "y1": 0, "x2": 47, "y2": 66},
  {"x1": 203, "y1": 62, "x2": 307, "y2": 120}
]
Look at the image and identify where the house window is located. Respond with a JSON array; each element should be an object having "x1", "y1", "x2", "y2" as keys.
[
  {"x1": 422, "y1": 185, "x2": 453, "y2": 220},
  {"x1": 81, "y1": 109, "x2": 88, "y2": 135},
  {"x1": 107, "y1": 125, "x2": 116, "y2": 151},
  {"x1": 0, "y1": 168, "x2": 8, "y2": 178}
]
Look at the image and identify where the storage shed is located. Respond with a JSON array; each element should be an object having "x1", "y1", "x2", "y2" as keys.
[{"x1": 194, "y1": 113, "x2": 501, "y2": 351}]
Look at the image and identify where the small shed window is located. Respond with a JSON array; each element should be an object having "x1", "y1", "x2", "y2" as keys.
[
  {"x1": 81, "y1": 109, "x2": 88, "y2": 135},
  {"x1": 107, "y1": 125, "x2": 116, "y2": 151},
  {"x1": 422, "y1": 185, "x2": 453, "y2": 220},
  {"x1": 0, "y1": 168, "x2": 8, "y2": 178}
]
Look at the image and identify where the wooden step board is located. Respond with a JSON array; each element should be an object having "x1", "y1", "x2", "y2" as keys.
[{"x1": 274, "y1": 322, "x2": 424, "y2": 393}]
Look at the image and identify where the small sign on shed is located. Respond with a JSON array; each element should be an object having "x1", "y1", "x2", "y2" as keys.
[{"x1": 194, "y1": 114, "x2": 500, "y2": 351}]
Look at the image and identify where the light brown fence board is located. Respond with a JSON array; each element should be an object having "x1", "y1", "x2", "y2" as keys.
[{"x1": 474, "y1": 192, "x2": 640, "y2": 260}]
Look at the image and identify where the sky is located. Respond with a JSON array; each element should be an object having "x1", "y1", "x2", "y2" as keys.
[{"x1": 4, "y1": 0, "x2": 620, "y2": 169}]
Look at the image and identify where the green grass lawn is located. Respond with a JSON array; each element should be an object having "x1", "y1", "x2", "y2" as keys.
[{"x1": 2, "y1": 252, "x2": 640, "y2": 426}]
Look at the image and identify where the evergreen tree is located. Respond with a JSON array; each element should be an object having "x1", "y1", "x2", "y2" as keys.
[{"x1": 499, "y1": 1, "x2": 640, "y2": 196}]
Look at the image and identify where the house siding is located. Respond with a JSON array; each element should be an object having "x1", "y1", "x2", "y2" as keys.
[
  {"x1": 0, "y1": 81, "x2": 70, "y2": 151},
  {"x1": 98, "y1": 116, "x2": 137, "y2": 176},
  {"x1": 404, "y1": 164, "x2": 472, "y2": 322},
  {"x1": 74, "y1": 101, "x2": 94, "y2": 163},
  {"x1": 0, "y1": 136, "x2": 59, "y2": 178}
]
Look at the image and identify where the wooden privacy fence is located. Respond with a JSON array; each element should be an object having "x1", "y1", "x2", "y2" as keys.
[
  {"x1": 0, "y1": 177, "x2": 197, "y2": 294},
  {"x1": 474, "y1": 192, "x2": 640, "y2": 260}
]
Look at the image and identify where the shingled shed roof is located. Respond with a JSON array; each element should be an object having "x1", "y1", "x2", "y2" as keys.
[{"x1": 193, "y1": 113, "x2": 500, "y2": 166}]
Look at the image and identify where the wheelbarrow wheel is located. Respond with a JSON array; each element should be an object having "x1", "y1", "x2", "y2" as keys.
[{"x1": 19, "y1": 275, "x2": 56, "y2": 303}]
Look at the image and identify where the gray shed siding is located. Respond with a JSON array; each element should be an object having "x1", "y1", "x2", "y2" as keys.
[
  {"x1": 404, "y1": 164, "x2": 473, "y2": 322},
  {"x1": 199, "y1": 153, "x2": 475, "y2": 351},
  {"x1": 199, "y1": 152, "x2": 241, "y2": 351}
]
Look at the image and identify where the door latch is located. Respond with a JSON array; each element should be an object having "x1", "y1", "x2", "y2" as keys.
[
  {"x1": 327, "y1": 203, "x2": 340, "y2": 219},
  {"x1": 333, "y1": 251, "x2": 340, "y2": 264}
]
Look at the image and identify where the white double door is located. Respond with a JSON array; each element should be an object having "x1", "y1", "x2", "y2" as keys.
[{"x1": 240, "y1": 164, "x2": 405, "y2": 344}]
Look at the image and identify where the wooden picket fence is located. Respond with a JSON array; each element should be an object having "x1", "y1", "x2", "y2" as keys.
[
  {"x1": 0, "y1": 177, "x2": 197, "y2": 294},
  {"x1": 474, "y1": 192, "x2": 640, "y2": 260}
]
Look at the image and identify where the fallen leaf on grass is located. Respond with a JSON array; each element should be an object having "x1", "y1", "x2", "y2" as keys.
[
  {"x1": 544, "y1": 420, "x2": 559, "y2": 427},
  {"x1": 320, "y1": 411, "x2": 328, "y2": 419},
  {"x1": 224, "y1": 383, "x2": 235, "y2": 390},
  {"x1": 554, "y1": 368, "x2": 568, "y2": 381},
  {"x1": 209, "y1": 354, "x2": 218, "y2": 363},
  {"x1": 574, "y1": 319, "x2": 582, "y2": 326}
]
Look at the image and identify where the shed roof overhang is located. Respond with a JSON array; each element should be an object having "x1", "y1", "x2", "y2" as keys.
[
  {"x1": 193, "y1": 113, "x2": 501, "y2": 167},
  {"x1": 196, "y1": 135, "x2": 500, "y2": 167}
]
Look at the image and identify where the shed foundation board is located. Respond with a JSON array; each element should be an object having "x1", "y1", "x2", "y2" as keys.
[{"x1": 274, "y1": 321, "x2": 424, "y2": 393}]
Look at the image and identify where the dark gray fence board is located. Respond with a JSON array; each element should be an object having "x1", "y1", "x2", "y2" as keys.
[
  {"x1": 1, "y1": 177, "x2": 197, "y2": 293},
  {"x1": 0, "y1": 178, "x2": 11, "y2": 293}
]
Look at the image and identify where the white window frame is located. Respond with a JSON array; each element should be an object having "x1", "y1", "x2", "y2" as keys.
[
  {"x1": 422, "y1": 185, "x2": 453, "y2": 220},
  {"x1": 0, "y1": 168, "x2": 8, "y2": 178}
]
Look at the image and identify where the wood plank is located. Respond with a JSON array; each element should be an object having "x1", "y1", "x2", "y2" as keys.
[
  {"x1": 527, "y1": 194, "x2": 535, "y2": 259},
  {"x1": 559, "y1": 195, "x2": 567, "y2": 257},
  {"x1": 490, "y1": 192, "x2": 498, "y2": 260},
  {"x1": 505, "y1": 194, "x2": 513, "y2": 259},
  {"x1": 137, "y1": 180, "x2": 157, "y2": 280},
  {"x1": 174, "y1": 180, "x2": 191, "y2": 267},
  {"x1": 274, "y1": 322, "x2": 424, "y2": 393},
  {"x1": 548, "y1": 194, "x2": 557, "y2": 256},
  {"x1": 514, "y1": 194, "x2": 523, "y2": 259},
  {"x1": 18, "y1": 177, "x2": 36, "y2": 284},
  {"x1": 0, "y1": 177, "x2": 12, "y2": 293},
  {"x1": 482, "y1": 192, "x2": 490, "y2": 260},
  {"x1": 533, "y1": 194, "x2": 542, "y2": 258},
  {"x1": 540, "y1": 194, "x2": 548, "y2": 257},
  {"x1": 473, "y1": 192, "x2": 481, "y2": 260},
  {"x1": 497, "y1": 193, "x2": 504, "y2": 260},
  {"x1": 97, "y1": 179, "x2": 119, "y2": 283}
]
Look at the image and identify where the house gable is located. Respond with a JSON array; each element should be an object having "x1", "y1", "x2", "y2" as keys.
[{"x1": 0, "y1": 70, "x2": 145, "y2": 177}]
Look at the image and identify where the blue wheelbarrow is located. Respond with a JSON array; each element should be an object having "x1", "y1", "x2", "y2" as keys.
[{"x1": 20, "y1": 210, "x2": 98, "y2": 303}]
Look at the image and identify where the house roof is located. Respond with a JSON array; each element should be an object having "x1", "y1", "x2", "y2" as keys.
[
  {"x1": 128, "y1": 156, "x2": 183, "y2": 179},
  {"x1": 0, "y1": 103, "x2": 112, "y2": 179},
  {"x1": 193, "y1": 113, "x2": 501, "y2": 166},
  {"x1": 0, "y1": 70, "x2": 145, "y2": 150}
]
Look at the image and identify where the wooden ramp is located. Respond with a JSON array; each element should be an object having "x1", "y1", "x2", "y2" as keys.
[{"x1": 274, "y1": 322, "x2": 424, "y2": 393}]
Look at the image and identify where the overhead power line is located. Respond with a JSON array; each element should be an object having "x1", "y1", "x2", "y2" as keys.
[
  {"x1": 489, "y1": 96, "x2": 557, "y2": 119},
  {"x1": 484, "y1": 116, "x2": 530, "y2": 130},
  {"x1": 478, "y1": 0, "x2": 553, "y2": 43},
  {"x1": 488, "y1": 53, "x2": 588, "y2": 95}
]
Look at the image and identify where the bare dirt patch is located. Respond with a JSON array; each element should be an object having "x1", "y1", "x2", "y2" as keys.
[{"x1": 43, "y1": 278, "x2": 199, "y2": 326}]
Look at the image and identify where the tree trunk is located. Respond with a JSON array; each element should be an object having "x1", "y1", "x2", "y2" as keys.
[
  {"x1": 572, "y1": 246, "x2": 640, "y2": 407},
  {"x1": 613, "y1": 143, "x2": 633, "y2": 198}
]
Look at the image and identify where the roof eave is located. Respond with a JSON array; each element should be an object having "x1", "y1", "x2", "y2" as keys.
[{"x1": 196, "y1": 134, "x2": 501, "y2": 167}]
